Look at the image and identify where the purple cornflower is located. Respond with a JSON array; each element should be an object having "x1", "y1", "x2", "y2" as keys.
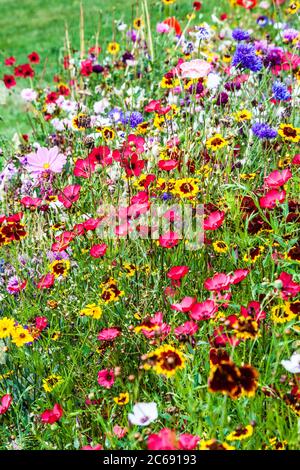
[
  {"x1": 232, "y1": 43, "x2": 263, "y2": 72},
  {"x1": 108, "y1": 108, "x2": 124, "y2": 123},
  {"x1": 272, "y1": 81, "x2": 291, "y2": 101},
  {"x1": 252, "y1": 122, "x2": 277, "y2": 139},
  {"x1": 121, "y1": 111, "x2": 144, "y2": 128},
  {"x1": 232, "y1": 29, "x2": 250, "y2": 41}
]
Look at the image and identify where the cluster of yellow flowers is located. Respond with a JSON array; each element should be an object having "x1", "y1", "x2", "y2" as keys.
[{"x1": 0, "y1": 317, "x2": 33, "y2": 347}]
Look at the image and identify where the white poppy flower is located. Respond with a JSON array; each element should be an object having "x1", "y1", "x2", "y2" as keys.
[{"x1": 128, "y1": 402, "x2": 158, "y2": 426}]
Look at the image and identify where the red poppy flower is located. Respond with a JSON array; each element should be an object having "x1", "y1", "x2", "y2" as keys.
[
  {"x1": 0, "y1": 394, "x2": 12, "y2": 415},
  {"x1": 37, "y1": 273, "x2": 55, "y2": 289},
  {"x1": 144, "y1": 99, "x2": 161, "y2": 112},
  {"x1": 259, "y1": 189, "x2": 286, "y2": 209},
  {"x1": 277, "y1": 272, "x2": 300, "y2": 299},
  {"x1": 3, "y1": 74, "x2": 16, "y2": 88},
  {"x1": 41, "y1": 404, "x2": 63, "y2": 424},
  {"x1": 4, "y1": 56, "x2": 16, "y2": 66},
  {"x1": 171, "y1": 296, "x2": 197, "y2": 312},
  {"x1": 122, "y1": 153, "x2": 145, "y2": 177},
  {"x1": 45, "y1": 91, "x2": 58, "y2": 104},
  {"x1": 158, "y1": 159, "x2": 178, "y2": 171},
  {"x1": 89, "y1": 146, "x2": 112, "y2": 166},
  {"x1": 204, "y1": 273, "x2": 231, "y2": 291},
  {"x1": 28, "y1": 52, "x2": 40, "y2": 64},
  {"x1": 58, "y1": 184, "x2": 81, "y2": 208},
  {"x1": 237, "y1": 0, "x2": 257, "y2": 8},
  {"x1": 90, "y1": 243, "x2": 107, "y2": 258},
  {"x1": 167, "y1": 265, "x2": 189, "y2": 280},
  {"x1": 193, "y1": 1, "x2": 202, "y2": 11},
  {"x1": 74, "y1": 157, "x2": 96, "y2": 178},
  {"x1": 189, "y1": 299, "x2": 218, "y2": 321},
  {"x1": 163, "y1": 17, "x2": 182, "y2": 36},
  {"x1": 159, "y1": 231, "x2": 179, "y2": 248},
  {"x1": 204, "y1": 211, "x2": 225, "y2": 230},
  {"x1": 265, "y1": 169, "x2": 292, "y2": 189},
  {"x1": 80, "y1": 59, "x2": 93, "y2": 76},
  {"x1": 14, "y1": 64, "x2": 34, "y2": 78}
]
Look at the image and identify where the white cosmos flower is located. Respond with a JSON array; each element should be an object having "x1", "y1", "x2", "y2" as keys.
[
  {"x1": 281, "y1": 353, "x2": 300, "y2": 374},
  {"x1": 128, "y1": 402, "x2": 158, "y2": 426},
  {"x1": 21, "y1": 88, "x2": 37, "y2": 102}
]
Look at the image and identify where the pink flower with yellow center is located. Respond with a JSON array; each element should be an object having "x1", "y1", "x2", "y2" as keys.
[{"x1": 26, "y1": 146, "x2": 67, "y2": 174}]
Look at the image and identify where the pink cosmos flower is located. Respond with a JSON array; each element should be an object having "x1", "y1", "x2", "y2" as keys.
[
  {"x1": 26, "y1": 146, "x2": 67, "y2": 174},
  {"x1": 0, "y1": 394, "x2": 12, "y2": 415},
  {"x1": 97, "y1": 327, "x2": 121, "y2": 342},
  {"x1": 158, "y1": 160, "x2": 178, "y2": 171},
  {"x1": 265, "y1": 169, "x2": 292, "y2": 188},
  {"x1": 97, "y1": 369, "x2": 115, "y2": 389},
  {"x1": 20, "y1": 196, "x2": 43, "y2": 208},
  {"x1": 73, "y1": 157, "x2": 95, "y2": 178},
  {"x1": 41, "y1": 403, "x2": 63, "y2": 424},
  {"x1": 180, "y1": 59, "x2": 211, "y2": 79},
  {"x1": 189, "y1": 299, "x2": 218, "y2": 321}
]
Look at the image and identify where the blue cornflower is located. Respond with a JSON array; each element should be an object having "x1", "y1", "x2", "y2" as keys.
[
  {"x1": 195, "y1": 26, "x2": 211, "y2": 41},
  {"x1": 256, "y1": 16, "x2": 269, "y2": 27},
  {"x1": 252, "y1": 122, "x2": 277, "y2": 139},
  {"x1": 232, "y1": 43, "x2": 263, "y2": 72},
  {"x1": 108, "y1": 108, "x2": 124, "y2": 123},
  {"x1": 232, "y1": 28, "x2": 250, "y2": 41},
  {"x1": 122, "y1": 111, "x2": 144, "y2": 128},
  {"x1": 272, "y1": 81, "x2": 291, "y2": 101}
]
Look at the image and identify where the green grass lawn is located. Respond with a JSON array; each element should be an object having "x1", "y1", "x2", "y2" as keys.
[{"x1": 0, "y1": 0, "x2": 226, "y2": 140}]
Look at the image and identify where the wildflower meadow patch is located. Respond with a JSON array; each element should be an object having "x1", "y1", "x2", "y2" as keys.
[{"x1": 0, "y1": 0, "x2": 300, "y2": 453}]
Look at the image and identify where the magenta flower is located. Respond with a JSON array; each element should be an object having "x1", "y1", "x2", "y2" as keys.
[
  {"x1": 97, "y1": 369, "x2": 115, "y2": 389},
  {"x1": 26, "y1": 146, "x2": 67, "y2": 174}
]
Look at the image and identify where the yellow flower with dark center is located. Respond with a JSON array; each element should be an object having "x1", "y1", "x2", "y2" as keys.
[
  {"x1": 51, "y1": 331, "x2": 61, "y2": 341},
  {"x1": 123, "y1": 263, "x2": 138, "y2": 277},
  {"x1": 145, "y1": 344, "x2": 185, "y2": 377},
  {"x1": 49, "y1": 259, "x2": 70, "y2": 278},
  {"x1": 0, "y1": 318, "x2": 15, "y2": 339},
  {"x1": 133, "y1": 17, "x2": 144, "y2": 29},
  {"x1": 80, "y1": 303, "x2": 102, "y2": 319},
  {"x1": 200, "y1": 439, "x2": 235, "y2": 450},
  {"x1": 114, "y1": 392, "x2": 129, "y2": 406},
  {"x1": 154, "y1": 114, "x2": 165, "y2": 129},
  {"x1": 206, "y1": 134, "x2": 228, "y2": 151},
  {"x1": 285, "y1": 244, "x2": 300, "y2": 263},
  {"x1": 136, "y1": 122, "x2": 150, "y2": 134},
  {"x1": 284, "y1": 300, "x2": 300, "y2": 317},
  {"x1": 243, "y1": 246, "x2": 265, "y2": 264},
  {"x1": 160, "y1": 76, "x2": 180, "y2": 89},
  {"x1": 107, "y1": 42, "x2": 120, "y2": 55},
  {"x1": 0, "y1": 229, "x2": 11, "y2": 246},
  {"x1": 271, "y1": 304, "x2": 297, "y2": 324},
  {"x1": 42, "y1": 374, "x2": 64, "y2": 392},
  {"x1": 51, "y1": 222, "x2": 66, "y2": 231},
  {"x1": 286, "y1": 1, "x2": 300, "y2": 14},
  {"x1": 278, "y1": 155, "x2": 291, "y2": 168},
  {"x1": 213, "y1": 240, "x2": 229, "y2": 253},
  {"x1": 278, "y1": 123, "x2": 300, "y2": 143},
  {"x1": 226, "y1": 425, "x2": 253, "y2": 441},
  {"x1": 232, "y1": 317, "x2": 260, "y2": 340},
  {"x1": 233, "y1": 109, "x2": 252, "y2": 122},
  {"x1": 99, "y1": 278, "x2": 124, "y2": 303},
  {"x1": 295, "y1": 69, "x2": 300, "y2": 82},
  {"x1": 72, "y1": 113, "x2": 89, "y2": 131},
  {"x1": 11, "y1": 326, "x2": 34, "y2": 347},
  {"x1": 222, "y1": 54, "x2": 232, "y2": 63},
  {"x1": 174, "y1": 178, "x2": 199, "y2": 199},
  {"x1": 267, "y1": 437, "x2": 288, "y2": 450},
  {"x1": 240, "y1": 173, "x2": 256, "y2": 180},
  {"x1": 102, "y1": 127, "x2": 115, "y2": 141}
]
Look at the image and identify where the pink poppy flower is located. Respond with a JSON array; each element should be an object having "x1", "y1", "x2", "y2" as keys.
[
  {"x1": 90, "y1": 243, "x2": 107, "y2": 258},
  {"x1": 158, "y1": 160, "x2": 178, "y2": 171},
  {"x1": 97, "y1": 369, "x2": 115, "y2": 389},
  {"x1": 26, "y1": 146, "x2": 67, "y2": 174},
  {"x1": 189, "y1": 299, "x2": 218, "y2": 321},
  {"x1": 58, "y1": 184, "x2": 81, "y2": 208},
  {"x1": 113, "y1": 425, "x2": 128, "y2": 438},
  {"x1": 20, "y1": 196, "x2": 43, "y2": 208},
  {"x1": 292, "y1": 154, "x2": 300, "y2": 165},
  {"x1": 180, "y1": 59, "x2": 211, "y2": 79},
  {"x1": 230, "y1": 269, "x2": 249, "y2": 285},
  {"x1": 179, "y1": 433, "x2": 200, "y2": 450},
  {"x1": 204, "y1": 211, "x2": 225, "y2": 230},
  {"x1": 204, "y1": 273, "x2": 231, "y2": 291},
  {"x1": 240, "y1": 301, "x2": 266, "y2": 322},
  {"x1": 81, "y1": 444, "x2": 103, "y2": 450},
  {"x1": 259, "y1": 189, "x2": 286, "y2": 209},
  {"x1": 174, "y1": 321, "x2": 198, "y2": 337},
  {"x1": 41, "y1": 404, "x2": 63, "y2": 424},
  {"x1": 159, "y1": 231, "x2": 179, "y2": 248},
  {"x1": 277, "y1": 272, "x2": 300, "y2": 299},
  {"x1": 97, "y1": 327, "x2": 121, "y2": 342},
  {"x1": 167, "y1": 265, "x2": 189, "y2": 280},
  {"x1": 0, "y1": 394, "x2": 12, "y2": 415},
  {"x1": 148, "y1": 428, "x2": 179, "y2": 450},
  {"x1": 73, "y1": 157, "x2": 95, "y2": 178},
  {"x1": 171, "y1": 296, "x2": 197, "y2": 312},
  {"x1": 265, "y1": 169, "x2": 292, "y2": 188}
]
